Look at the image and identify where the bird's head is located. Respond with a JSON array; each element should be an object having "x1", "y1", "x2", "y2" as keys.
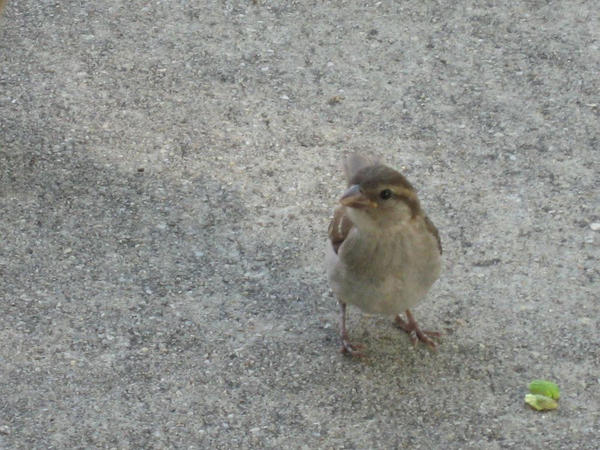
[{"x1": 340, "y1": 164, "x2": 421, "y2": 232}]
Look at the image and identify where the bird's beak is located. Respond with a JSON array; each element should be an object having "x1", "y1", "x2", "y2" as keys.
[{"x1": 339, "y1": 184, "x2": 378, "y2": 209}]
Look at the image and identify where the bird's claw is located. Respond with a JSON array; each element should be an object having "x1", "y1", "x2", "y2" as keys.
[
  {"x1": 394, "y1": 314, "x2": 441, "y2": 350},
  {"x1": 340, "y1": 334, "x2": 364, "y2": 357}
]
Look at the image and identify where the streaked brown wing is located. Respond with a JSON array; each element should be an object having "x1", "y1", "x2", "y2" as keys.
[
  {"x1": 424, "y1": 215, "x2": 442, "y2": 255},
  {"x1": 328, "y1": 206, "x2": 354, "y2": 254}
]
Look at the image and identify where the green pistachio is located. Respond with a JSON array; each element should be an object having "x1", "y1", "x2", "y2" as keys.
[
  {"x1": 528, "y1": 380, "x2": 560, "y2": 400},
  {"x1": 525, "y1": 394, "x2": 558, "y2": 411}
]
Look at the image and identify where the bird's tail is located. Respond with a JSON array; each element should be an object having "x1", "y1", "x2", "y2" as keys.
[{"x1": 343, "y1": 153, "x2": 380, "y2": 181}]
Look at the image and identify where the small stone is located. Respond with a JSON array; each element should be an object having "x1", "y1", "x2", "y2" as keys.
[{"x1": 590, "y1": 222, "x2": 600, "y2": 231}]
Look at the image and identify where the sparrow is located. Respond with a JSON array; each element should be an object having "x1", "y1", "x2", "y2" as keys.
[{"x1": 326, "y1": 154, "x2": 442, "y2": 356}]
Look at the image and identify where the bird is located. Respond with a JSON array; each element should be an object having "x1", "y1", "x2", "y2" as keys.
[{"x1": 326, "y1": 153, "x2": 442, "y2": 356}]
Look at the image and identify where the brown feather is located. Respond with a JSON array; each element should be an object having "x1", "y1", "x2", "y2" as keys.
[
  {"x1": 328, "y1": 206, "x2": 354, "y2": 254},
  {"x1": 424, "y1": 215, "x2": 442, "y2": 255},
  {"x1": 343, "y1": 153, "x2": 380, "y2": 182},
  {"x1": 349, "y1": 165, "x2": 415, "y2": 192}
]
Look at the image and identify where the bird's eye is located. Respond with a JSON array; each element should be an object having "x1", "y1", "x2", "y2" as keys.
[{"x1": 379, "y1": 189, "x2": 392, "y2": 200}]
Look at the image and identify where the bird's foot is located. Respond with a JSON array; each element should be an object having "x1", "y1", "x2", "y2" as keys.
[
  {"x1": 340, "y1": 332, "x2": 364, "y2": 357},
  {"x1": 394, "y1": 311, "x2": 441, "y2": 350}
]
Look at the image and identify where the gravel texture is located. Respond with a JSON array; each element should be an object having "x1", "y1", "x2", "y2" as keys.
[{"x1": 1, "y1": 1, "x2": 599, "y2": 448}]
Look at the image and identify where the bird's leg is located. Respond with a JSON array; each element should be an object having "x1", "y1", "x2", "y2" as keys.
[
  {"x1": 339, "y1": 301, "x2": 363, "y2": 356},
  {"x1": 394, "y1": 309, "x2": 441, "y2": 350}
]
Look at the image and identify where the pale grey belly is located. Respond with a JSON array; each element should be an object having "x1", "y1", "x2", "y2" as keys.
[{"x1": 326, "y1": 242, "x2": 441, "y2": 316}]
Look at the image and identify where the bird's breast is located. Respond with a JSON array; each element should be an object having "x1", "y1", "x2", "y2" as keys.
[{"x1": 329, "y1": 224, "x2": 441, "y2": 315}]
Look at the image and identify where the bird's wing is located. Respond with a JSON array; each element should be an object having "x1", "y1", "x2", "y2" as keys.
[
  {"x1": 328, "y1": 206, "x2": 354, "y2": 254},
  {"x1": 424, "y1": 215, "x2": 442, "y2": 255}
]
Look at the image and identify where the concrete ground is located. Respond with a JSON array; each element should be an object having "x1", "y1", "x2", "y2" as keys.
[{"x1": 1, "y1": 1, "x2": 598, "y2": 448}]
